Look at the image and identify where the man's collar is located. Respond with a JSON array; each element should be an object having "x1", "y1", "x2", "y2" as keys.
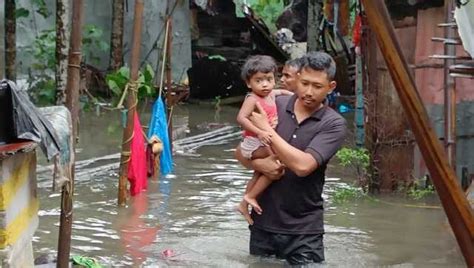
[{"x1": 285, "y1": 95, "x2": 326, "y2": 120}]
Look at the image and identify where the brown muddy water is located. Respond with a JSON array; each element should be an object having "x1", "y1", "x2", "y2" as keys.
[{"x1": 34, "y1": 103, "x2": 465, "y2": 267}]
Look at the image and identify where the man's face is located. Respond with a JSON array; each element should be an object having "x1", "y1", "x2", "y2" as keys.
[
  {"x1": 295, "y1": 67, "x2": 336, "y2": 110},
  {"x1": 280, "y1": 65, "x2": 299, "y2": 91}
]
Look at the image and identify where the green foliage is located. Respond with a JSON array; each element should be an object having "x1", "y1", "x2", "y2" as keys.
[
  {"x1": 27, "y1": 29, "x2": 57, "y2": 105},
  {"x1": 407, "y1": 179, "x2": 435, "y2": 200},
  {"x1": 105, "y1": 64, "x2": 156, "y2": 103},
  {"x1": 26, "y1": 24, "x2": 108, "y2": 105},
  {"x1": 336, "y1": 147, "x2": 370, "y2": 170},
  {"x1": 30, "y1": 78, "x2": 56, "y2": 106},
  {"x1": 82, "y1": 24, "x2": 109, "y2": 65},
  {"x1": 32, "y1": 0, "x2": 51, "y2": 18},
  {"x1": 336, "y1": 147, "x2": 370, "y2": 191},
  {"x1": 16, "y1": 8, "x2": 30, "y2": 19},
  {"x1": 31, "y1": 30, "x2": 56, "y2": 70},
  {"x1": 252, "y1": 0, "x2": 285, "y2": 32},
  {"x1": 333, "y1": 185, "x2": 365, "y2": 204}
]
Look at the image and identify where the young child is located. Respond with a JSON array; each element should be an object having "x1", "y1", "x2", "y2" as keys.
[{"x1": 236, "y1": 55, "x2": 293, "y2": 225}]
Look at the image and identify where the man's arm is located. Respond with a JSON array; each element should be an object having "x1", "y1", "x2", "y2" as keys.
[
  {"x1": 273, "y1": 89, "x2": 294, "y2": 96},
  {"x1": 247, "y1": 110, "x2": 318, "y2": 176},
  {"x1": 265, "y1": 128, "x2": 319, "y2": 177}
]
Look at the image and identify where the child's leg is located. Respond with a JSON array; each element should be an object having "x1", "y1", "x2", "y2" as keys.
[
  {"x1": 242, "y1": 146, "x2": 273, "y2": 215},
  {"x1": 237, "y1": 142, "x2": 274, "y2": 224},
  {"x1": 237, "y1": 171, "x2": 259, "y2": 225},
  {"x1": 244, "y1": 173, "x2": 272, "y2": 214}
]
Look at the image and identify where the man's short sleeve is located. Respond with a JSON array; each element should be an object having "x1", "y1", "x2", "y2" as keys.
[{"x1": 306, "y1": 116, "x2": 347, "y2": 165}]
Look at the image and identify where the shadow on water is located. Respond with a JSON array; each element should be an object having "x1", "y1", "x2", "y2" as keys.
[{"x1": 34, "y1": 104, "x2": 465, "y2": 267}]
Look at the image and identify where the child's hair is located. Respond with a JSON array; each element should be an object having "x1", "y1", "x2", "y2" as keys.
[
  {"x1": 241, "y1": 55, "x2": 277, "y2": 81},
  {"x1": 300, "y1": 51, "x2": 336, "y2": 80}
]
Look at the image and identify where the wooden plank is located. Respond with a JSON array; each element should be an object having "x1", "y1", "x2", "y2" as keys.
[{"x1": 361, "y1": 0, "x2": 474, "y2": 266}]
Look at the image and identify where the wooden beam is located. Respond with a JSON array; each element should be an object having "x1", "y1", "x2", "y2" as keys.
[{"x1": 360, "y1": 0, "x2": 474, "y2": 266}]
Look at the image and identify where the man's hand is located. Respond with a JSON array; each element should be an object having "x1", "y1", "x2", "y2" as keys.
[
  {"x1": 235, "y1": 146, "x2": 284, "y2": 179},
  {"x1": 253, "y1": 154, "x2": 285, "y2": 180}
]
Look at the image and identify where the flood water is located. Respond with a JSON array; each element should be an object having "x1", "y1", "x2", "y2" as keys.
[{"x1": 34, "y1": 103, "x2": 465, "y2": 267}]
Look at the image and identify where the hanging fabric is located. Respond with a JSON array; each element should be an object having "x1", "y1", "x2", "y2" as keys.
[
  {"x1": 147, "y1": 97, "x2": 173, "y2": 175},
  {"x1": 128, "y1": 112, "x2": 147, "y2": 196}
]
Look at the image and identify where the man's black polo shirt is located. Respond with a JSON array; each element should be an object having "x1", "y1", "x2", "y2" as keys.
[{"x1": 251, "y1": 95, "x2": 347, "y2": 234}]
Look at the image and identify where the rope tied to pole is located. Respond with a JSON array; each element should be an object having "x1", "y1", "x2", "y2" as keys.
[
  {"x1": 118, "y1": 79, "x2": 140, "y2": 165},
  {"x1": 116, "y1": 80, "x2": 139, "y2": 109}
]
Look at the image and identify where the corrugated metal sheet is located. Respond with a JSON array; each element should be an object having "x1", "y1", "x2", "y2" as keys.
[
  {"x1": 414, "y1": 7, "x2": 473, "y2": 105},
  {"x1": 413, "y1": 6, "x2": 474, "y2": 180}
]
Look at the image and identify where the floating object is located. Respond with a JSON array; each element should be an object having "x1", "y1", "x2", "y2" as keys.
[
  {"x1": 161, "y1": 249, "x2": 176, "y2": 259},
  {"x1": 337, "y1": 103, "x2": 353, "y2": 114}
]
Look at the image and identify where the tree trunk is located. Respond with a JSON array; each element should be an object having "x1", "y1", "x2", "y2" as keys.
[
  {"x1": 5, "y1": 0, "x2": 16, "y2": 81},
  {"x1": 307, "y1": 0, "x2": 324, "y2": 51},
  {"x1": 56, "y1": 0, "x2": 70, "y2": 105},
  {"x1": 109, "y1": 0, "x2": 125, "y2": 71}
]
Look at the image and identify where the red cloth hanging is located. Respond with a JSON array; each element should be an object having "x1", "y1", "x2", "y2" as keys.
[
  {"x1": 352, "y1": 14, "x2": 362, "y2": 47},
  {"x1": 128, "y1": 112, "x2": 147, "y2": 196}
]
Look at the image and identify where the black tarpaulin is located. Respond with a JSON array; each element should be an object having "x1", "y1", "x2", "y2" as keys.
[{"x1": 1, "y1": 79, "x2": 60, "y2": 160}]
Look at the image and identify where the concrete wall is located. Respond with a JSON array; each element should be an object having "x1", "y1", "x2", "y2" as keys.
[
  {"x1": 0, "y1": 0, "x2": 192, "y2": 82},
  {"x1": 414, "y1": 102, "x2": 474, "y2": 180},
  {"x1": 0, "y1": 147, "x2": 38, "y2": 267}
]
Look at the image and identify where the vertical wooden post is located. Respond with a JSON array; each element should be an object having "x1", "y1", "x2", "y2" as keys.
[
  {"x1": 5, "y1": 0, "x2": 16, "y2": 81},
  {"x1": 118, "y1": 0, "x2": 144, "y2": 206},
  {"x1": 361, "y1": 0, "x2": 474, "y2": 265},
  {"x1": 59, "y1": 0, "x2": 84, "y2": 266},
  {"x1": 165, "y1": 17, "x2": 173, "y2": 151}
]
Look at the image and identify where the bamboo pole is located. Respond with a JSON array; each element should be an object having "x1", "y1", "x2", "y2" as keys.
[
  {"x1": 443, "y1": 0, "x2": 456, "y2": 170},
  {"x1": 165, "y1": 17, "x2": 173, "y2": 151},
  {"x1": 360, "y1": 0, "x2": 474, "y2": 265},
  {"x1": 59, "y1": 0, "x2": 84, "y2": 266},
  {"x1": 117, "y1": 0, "x2": 144, "y2": 206}
]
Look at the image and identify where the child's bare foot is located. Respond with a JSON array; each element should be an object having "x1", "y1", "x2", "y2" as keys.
[
  {"x1": 237, "y1": 201, "x2": 254, "y2": 225},
  {"x1": 244, "y1": 194, "x2": 262, "y2": 214}
]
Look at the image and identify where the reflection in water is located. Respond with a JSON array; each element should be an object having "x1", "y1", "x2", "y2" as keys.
[
  {"x1": 118, "y1": 193, "x2": 160, "y2": 266},
  {"x1": 33, "y1": 104, "x2": 465, "y2": 267}
]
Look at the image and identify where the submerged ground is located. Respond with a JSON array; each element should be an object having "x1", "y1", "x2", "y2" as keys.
[{"x1": 34, "y1": 103, "x2": 464, "y2": 267}]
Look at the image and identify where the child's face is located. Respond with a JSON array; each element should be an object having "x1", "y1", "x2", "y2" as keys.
[{"x1": 246, "y1": 72, "x2": 276, "y2": 97}]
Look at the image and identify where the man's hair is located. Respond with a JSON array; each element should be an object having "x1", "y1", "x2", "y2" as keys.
[
  {"x1": 241, "y1": 55, "x2": 277, "y2": 81},
  {"x1": 300, "y1": 51, "x2": 336, "y2": 80},
  {"x1": 284, "y1": 58, "x2": 303, "y2": 71}
]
